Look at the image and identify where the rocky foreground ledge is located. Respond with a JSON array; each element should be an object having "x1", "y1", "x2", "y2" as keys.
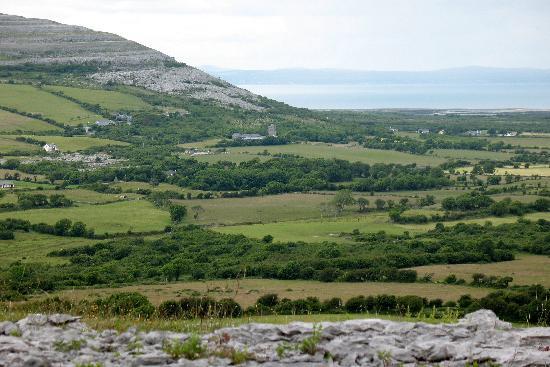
[{"x1": 0, "y1": 310, "x2": 549, "y2": 366}]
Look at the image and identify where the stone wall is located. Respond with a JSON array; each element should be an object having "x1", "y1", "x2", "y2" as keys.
[{"x1": 0, "y1": 310, "x2": 548, "y2": 366}]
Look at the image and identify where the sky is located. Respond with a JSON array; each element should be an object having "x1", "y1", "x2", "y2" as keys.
[{"x1": 2, "y1": 0, "x2": 550, "y2": 71}]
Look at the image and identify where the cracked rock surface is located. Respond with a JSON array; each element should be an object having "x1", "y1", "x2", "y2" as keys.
[{"x1": 0, "y1": 310, "x2": 548, "y2": 366}]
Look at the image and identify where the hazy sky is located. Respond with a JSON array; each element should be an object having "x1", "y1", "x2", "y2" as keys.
[{"x1": 2, "y1": 0, "x2": 550, "y2": 70}]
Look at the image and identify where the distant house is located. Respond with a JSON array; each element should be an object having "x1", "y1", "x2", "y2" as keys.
[
  {"x1": 504, "y1": 131, "x2": 518, "y2": 137},
  {"x1": 438, "y1": 129, "x2": 446, "y2": 135},
  {"x1": 95, "y1": 119, "x2": 116, "y2": 127},
  {"x1": 43, "y1": 143, "x2": 59, "y2": 153},
  {"x1": 464, "y1": 130, "x2": 482, "y2": 136},
  {"x1": 113, "y1": 113, "x2": 133, "y2": 124},
  {"x1": 417, "y1": 128, "x2": 430, "y2": 134},
  {"x1": 232, "y1": 133, "x2": 265, "y2": 141},
  {"x1": 389, "y1": 127, "x2": 399, "y2": 133},
  {"x1": 0, "y1": 181, "x2": 15, "y2": 189},
  {"x1": 267, "y1": 124, "x2": 277, "y2": 137}
]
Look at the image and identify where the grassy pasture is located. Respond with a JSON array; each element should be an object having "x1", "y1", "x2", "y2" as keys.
[
  {"x1": 0, "y1": 109, "x2": 61, "y2": 132},
  {"x1": 0, "y1": 200, "x2": 170, "y2": 234},
  {"x1": 178, "y1": 139, "x2": 221, "y2": 149},
  {"x1": 43, "y1": 85, "x2": 151, "y2": 111},
  {"x1": 215, "y1": 211, "x2": 550, "y2": 243},
  {"x1": 37, "y1": 189, "x2": 138, "y2": 204},
  {"x1": 495, "y1": 166, "x2": 550, "y2": 177},
  {"x1": 430, "y1": 149, "x2": 513, "y2": 161},
  {"x1": 0, "y1": 136, "x2": 39, "y2": 153},
  {"x1": 179, "y1": 141, "x2": 447, "y2": 166},
  {"x1": 4, "y1": 135, "x2": 129, "y2": 151},
  {"x1": 0, "y1": 232, "x2": 103, "y2": 266},
  {"x1": 183, "y1": 152, "x2": 270, "y2": 164},
  {"x1": 215, "y1": 212, "x2": 418, "y2": 243},
  {"x1": 0, "y1": 84, "x2": 102, "y2": 125},
  {"x1": 484, "y1": 136, "x2": 550, "y2": 149},
  {"x1": 227, "y1": 143, "x2": 447, "y2": 166},
  {"x1": 55, "y1": 278, "x2": 491, "y2": 308},
  {"x1": 0, "y1": 169, "x2": 46, "y2": 181},
  {"x1": 410, "y1": 254, "x2": 550, "y2": 287},
  {"x1": 177, "y1": 193, "x2": 334, "y2": 225}
]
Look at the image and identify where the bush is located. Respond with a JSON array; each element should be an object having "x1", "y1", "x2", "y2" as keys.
[
  {"x1": 96, "y1": 292, "x2": 155, "y2": 318},
  {"x1": 0, "y1": 230, "x2": 14, "y2": 240}
]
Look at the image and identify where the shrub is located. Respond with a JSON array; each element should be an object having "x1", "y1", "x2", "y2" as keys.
[
  {"x1": 163, "y1": 335, "x2": 205, "y2": 360},
  {"x1": 96, "y1": 292, "x2": 155, "y2": 318}
]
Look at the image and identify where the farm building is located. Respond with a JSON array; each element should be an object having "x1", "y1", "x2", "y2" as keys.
[
  {"x1": 43, "y1": 143, "x2": 59, "y2": 153},
  {"x1": 417, "y1": 128, "x2": 430, "y2": 134}
]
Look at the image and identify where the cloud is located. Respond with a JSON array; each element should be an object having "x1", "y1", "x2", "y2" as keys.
[{"x1": 1, "y1": 0, "x2": 549, "y2": 70}]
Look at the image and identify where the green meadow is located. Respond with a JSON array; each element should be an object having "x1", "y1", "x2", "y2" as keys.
[
  {"x1": 43, "y1": 85, "x2": 151, "y2": 111},
  {"x1": 0, "y1": 84, "x2": 102, "y2": 125},
  {"x1": 0, "y1": 200, "x2": 170, "y2": 234},
  {"x1": 0, "y1": 109, "x2": 61, "y2": 132},
  {"x1": 3, "y1": 134, "x2": 129, "y2": 151},
  {"x1": 182, "y1": 142, "x2": 448, "y2": 166}
]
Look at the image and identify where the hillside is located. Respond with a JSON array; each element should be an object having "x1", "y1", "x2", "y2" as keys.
[{"x1": 0, "y1": 13, "x2": 265, "y2": 110}]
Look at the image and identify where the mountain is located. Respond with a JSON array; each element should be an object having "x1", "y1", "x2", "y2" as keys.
[
  {"x1": 0, "y1": 14, "x2": 265, "y2": 110},
  {"x1": 203, "y1": 66, "x2": 550, "y2": 85}
]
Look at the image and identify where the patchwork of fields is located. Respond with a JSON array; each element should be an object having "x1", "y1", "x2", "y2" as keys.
[{"x1": 0, "y1": 84, "x2": 102, "y2": 125}]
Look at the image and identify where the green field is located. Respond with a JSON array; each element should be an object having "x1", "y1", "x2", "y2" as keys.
[
  {"x1": 3, "y1": 135, "x2": 129, "y2": 151},
  {"x1": 0, "y1": 200, "x2": 170, "y2": 234},
  {"x1": 495, "y1": 166, "x2": 550, "y2": 177},
  {"x1": 430, "y1": 148, "x2": 513, "y2": 161},
  {"x1": 0, "y1": 232, "x2": 103, "y2": 266},
  {"x1": 178, "y1": 193, "x2": 335, "y2": 225},
  {"x1": 182, "y1": 142, "x2": 447, "y2": 166},
  {"x1": 484, "y1": 136, "x2": 550, "y2": 149},
  {"x1": 37, "y1": 189, "x2": 140, "y2": 204},
  {"x1": 0, "y1": 84, "x2": 102, "y2": 125},
  {"x1": 0, "y1": 136, "x2": 39, "y2": 153},
  {"x1": 44, "y1": 85, "x2": 151, "y2": 111},
  {"x1": 410, "y1": 254, "x2": 550, "y2": 287},
  {"x1": 0, "y1": 109, "x2": 61, "y2": 132},
  {"x1": 215, "y1": 211, "x2": 550, "y2": 243},
  {"x1": 215, "y1": 212, "x2": 417, "y2": 243}
]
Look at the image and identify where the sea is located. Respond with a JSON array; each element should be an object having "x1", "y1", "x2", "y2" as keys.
[{"x1": 238, "y1": 83, "x2": 550, "y2": 110}]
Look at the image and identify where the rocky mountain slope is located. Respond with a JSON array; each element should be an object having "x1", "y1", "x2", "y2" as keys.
[
  {"x1": 0, "y1": 13, "x2": 265, "y2": 110},
  {"x1": 1, "y1": 310, "x2": 549, "y2": 366}
]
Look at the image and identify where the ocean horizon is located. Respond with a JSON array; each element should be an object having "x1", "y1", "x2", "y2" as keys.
[{"x1": 239, "y1": 82, "x2": 550, "y2": 110}]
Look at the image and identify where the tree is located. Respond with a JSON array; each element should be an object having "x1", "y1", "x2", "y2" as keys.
[
  {"x1": 169, "y1": 205, "x2": 187, "y2": 223},
  {"x1": 191, "y1": 205, "x2": 205, "y2": 220},
  {"x1": 330, "y1": 189, "x2": 356, "y2": 214},
  {"x1": 375, "y1": 198, "x2": 386, "y2": 210},
  {"x1": 54, "y1": 218, "x2": 72, "y2": 236},
  {"x1": 357, "y1": 197, "x2": 369, "y2": 212}
]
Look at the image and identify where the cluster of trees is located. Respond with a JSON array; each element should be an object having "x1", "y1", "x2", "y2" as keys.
[
  {"x1": 214, "y1": 136, "x2": 289, "y2": 147},
  {"x1": 442, "y1": 192, "x2": 549, "y2": 217},
  {"x1": 17, "y1": 193, "x2": 73, "y2": 210},
  {"x1": 13, "y1": 154, "x2": 451, "y2": 195},
  {"x1": 6, "y1": 217, "x2": 546, "y2": 296},
  {"x1": 0, "y1": 217, "x2": 94, "y2": 240}
]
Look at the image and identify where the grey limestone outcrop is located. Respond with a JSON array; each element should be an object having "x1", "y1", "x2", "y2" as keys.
[{"x1": 0, "y1": 310, "x2": 548, "y2": 366}]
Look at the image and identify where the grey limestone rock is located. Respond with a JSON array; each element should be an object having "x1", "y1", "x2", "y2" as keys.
[{"x1": 0, "y1": 310, "x2": 548, "y2": 366}]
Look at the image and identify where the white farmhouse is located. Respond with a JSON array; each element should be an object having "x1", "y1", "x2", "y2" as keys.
[{"x1": 43, "y1": 143, "x2": 59, "y2": 153}]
